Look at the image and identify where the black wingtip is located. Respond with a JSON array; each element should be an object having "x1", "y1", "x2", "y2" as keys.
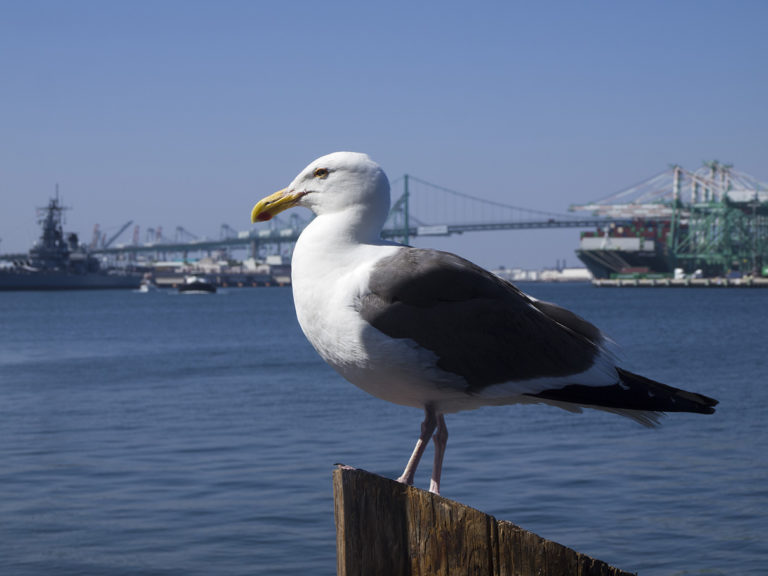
[
  {"x1": 526, "y1": 367, "x2": 718, "y2": 416},
  {"x1": 616, "y1": 367, "x2": 718, "y2": 414}
]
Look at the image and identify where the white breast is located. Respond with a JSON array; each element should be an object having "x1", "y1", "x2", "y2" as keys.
[{"x1": 290, "y1": 216, "x2": 467, "y2": 409}]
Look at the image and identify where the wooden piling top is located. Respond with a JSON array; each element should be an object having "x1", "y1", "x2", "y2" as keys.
[{"x1": 333, "y1": 467, "x2": 636, "y2": 576}]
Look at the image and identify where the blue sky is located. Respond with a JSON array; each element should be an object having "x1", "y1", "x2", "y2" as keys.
[{"x1": 2, "y1": 0, "x2": 766, "y2": 269}]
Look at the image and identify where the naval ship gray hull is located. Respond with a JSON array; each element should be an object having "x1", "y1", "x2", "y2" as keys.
[
  {"x1": 0, "y1": 269, "x2": 141, "y2": 291},
  {"x1": 0, "y1": 195, "x2": 142, "y2": 291}
]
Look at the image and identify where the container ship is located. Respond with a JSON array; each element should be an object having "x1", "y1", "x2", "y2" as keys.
[
  {"x1": 572, "y1": 162, "x2": 768, "y2": 279},
  {"x1": 576, "y1": 219, "x2": 675, "y2": 279},
  {"x1": 0, "y1": 196, "x2": 142, "y2": 290}
]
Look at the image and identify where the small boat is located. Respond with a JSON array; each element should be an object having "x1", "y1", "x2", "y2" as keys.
[
  {"x1": 178, "y1": 275, "x2": 217, "y2": 294},
  {"x1": 137, "y1": 273, "x2": 158, "y2": 292}
]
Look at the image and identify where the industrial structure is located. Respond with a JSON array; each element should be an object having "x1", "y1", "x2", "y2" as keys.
[
  {"x1": 572, "y1": 161, "x2": 768, "y2": 278},
  {"x1": 2, "y1": 161, "x2": 766, "y2": 287}
]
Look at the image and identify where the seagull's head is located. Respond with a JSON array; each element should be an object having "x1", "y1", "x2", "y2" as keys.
[{"x1": 251, "y1": 152, "x2": 391, "y2": 232}]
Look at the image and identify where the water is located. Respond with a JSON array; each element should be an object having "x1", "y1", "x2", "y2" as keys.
[{"x1": 0, "y1": 285, "x2": 765, "y2": 575}]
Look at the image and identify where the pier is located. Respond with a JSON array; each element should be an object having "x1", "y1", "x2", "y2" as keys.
[
  {"x1": 333, "y1": 467, "x2": 635, "y2": 576},
  {"x1": 592, "y1": 276, "x2": 768, "y2": 288}
]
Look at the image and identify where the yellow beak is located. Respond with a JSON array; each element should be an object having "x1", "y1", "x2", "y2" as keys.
[{"x1": 250, "y1": 188, "x2": 305, "y2": 223}]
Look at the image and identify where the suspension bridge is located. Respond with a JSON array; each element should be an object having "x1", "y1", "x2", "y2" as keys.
[{"x1": 78, "y1": 175, "x2": 621, "y2": 260}]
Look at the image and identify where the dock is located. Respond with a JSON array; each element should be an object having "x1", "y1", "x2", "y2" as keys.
[
  {"x1": 593, "y1": 276, "x2": 768, "y2": 288},
  {"x1": 333, "y1": 467, "x2": 635, "y2": 576}
]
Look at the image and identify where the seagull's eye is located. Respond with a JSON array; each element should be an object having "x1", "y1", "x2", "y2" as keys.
[{"x1": 313, "y1": 167, "x2": 330, "y2": 179}]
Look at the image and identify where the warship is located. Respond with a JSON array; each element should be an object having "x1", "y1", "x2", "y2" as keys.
[{"x1": 0, "y1": 196, "x2": 142, "y2": 290}]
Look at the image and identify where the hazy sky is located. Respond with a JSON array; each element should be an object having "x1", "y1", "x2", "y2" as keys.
[{"x1": 2, "y1": 0, "x2": 766, "y2": 269}]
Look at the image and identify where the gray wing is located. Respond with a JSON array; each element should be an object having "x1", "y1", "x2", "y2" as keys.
[{"x1": 357, "y1": 247, "x2": 604, "y2": 389}]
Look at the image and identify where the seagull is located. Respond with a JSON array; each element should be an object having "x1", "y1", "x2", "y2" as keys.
[{"x1": 250, "y1": 151, "x2": 718, "y2": 495}]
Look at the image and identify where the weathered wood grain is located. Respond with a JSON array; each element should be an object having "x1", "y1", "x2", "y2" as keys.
[{"x1": 333, "y1": 467, "x2": 636, "y2": 576}]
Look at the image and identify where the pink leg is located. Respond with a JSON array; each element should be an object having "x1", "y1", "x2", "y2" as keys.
[
  {"x1": 429, "y1": 414, "x2": 448, "y2": 495},
  {"x1": 396, "y1": 406, "x2": 437, "y2": 486}
]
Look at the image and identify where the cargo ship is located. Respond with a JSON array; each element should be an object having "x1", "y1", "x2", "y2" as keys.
[
  {"x1": 572, "y1": 162, "x2": 768, "y2": 279},
  {"x1": 575, "y1": 219, "x2": 676, "y2": 279},
  {"x1": 0, "y1": 196, "x2": 142, "y2": 290}
]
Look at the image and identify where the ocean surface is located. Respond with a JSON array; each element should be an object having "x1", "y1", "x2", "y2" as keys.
[{"x1": 0, "y1": 284, "x2": 765, "y2": 575}]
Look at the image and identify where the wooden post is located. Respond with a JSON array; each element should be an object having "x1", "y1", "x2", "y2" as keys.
[{"x1": 334, "y1": 467, "x2": 636, "y2": 576}]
